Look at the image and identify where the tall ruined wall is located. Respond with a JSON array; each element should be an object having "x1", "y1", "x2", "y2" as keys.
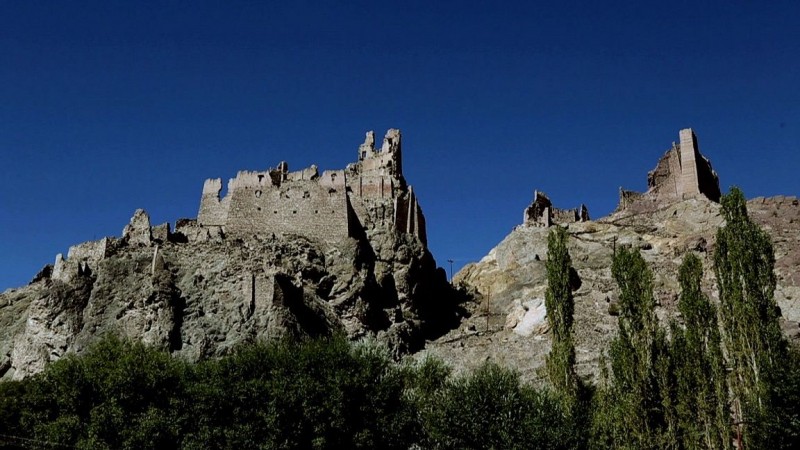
[
  {"x1": 198, "y1": 166, "x2": 350, "y2": 243},
  {"x1": 67, "y1": 238, "x2": 111, "y2": 263},
  {"x1": 619, "y1": 128, "x2": 721, "y2": 213},
  {"x1": 678, "y1": 129, "x2": 701, "y2": 197},
  {"x1": 646, "y1": 144, "x2": 683, "y2": 205},
  {"x1": 198, "y1": 178, "x2": 230, "y2": 226},
  {"x1": 523, "y1": 190, "x2": 589, "y2": 228},
  {"x1": 225, "y1": 173, "x2": 350, "y2": 243},
  {"x1": 196, "y1": 129, "x2": 427, "y2": 247},
  {"x1": 348, "y1": 129, "x2": 427, "y2": 245}
]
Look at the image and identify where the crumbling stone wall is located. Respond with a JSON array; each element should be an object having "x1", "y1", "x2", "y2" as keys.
[
  {"x1": 52, "y1": 211, "x2": 179, "y2": 283},
  {"x1": 151, "y1": 223, "x2": 171, "y2": 243},
  {"x1": 618, "y1": 128, "x2": 721, "y2": 213},
  {"x1": 227, "y1": 174, "x2": 350, "y2": 243},
  {"x1": 123, "y1": 209, "x2": 152, "y2": 246},
  {"x1": 523, "y1": 190, "x2": 589, "y2": 228},
  {"x1": 198, "y1": 165, "x2": 350, "y2": 243},
  {"x1": 198, "y1": 178, "x2": 230, "y2": 226},
  {"x1": 196, "y1": 129, "x2": 428, "y2": 246},
  {"x1": 67, "y1": 238, "x2": 111, "y2": 263}
]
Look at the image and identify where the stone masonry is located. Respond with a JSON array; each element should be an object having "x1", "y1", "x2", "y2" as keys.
[
  {"x1": 41, "y1": 130, "x2": 429, "y2": 289},
  {"x1": 197, "y1": 129, "x2": 427, "y2": 246},
  {"x1": 0, "y1": 129, "x2": 451, "y2": 379},
  {"x1": 618, "y1": 128, "x2": 721, "y2": 213},
  {"x1": 523, "y1": 190, "x2": 589, "y2": 227}
]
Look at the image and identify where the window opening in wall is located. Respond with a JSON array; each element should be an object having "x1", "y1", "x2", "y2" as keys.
[
  {"x1": 255, "y1": 190, "x2": 262, "y2": 198},
  {"x1": 258, "y1": 175, "x2": 264, "y2": 183},
  {"x1": 257, "y1": 207, "x2": 261, "y2": 211},
  {"x1": 303, "y1": 191, "x2": 310, "y2": 199},
  {"x1": 314, "y1": 210, "x2": 318, "y2": 214},
  {"x1": 274, "y1": 211, "x2": 277, "y2": 214},
  {"x1": 293, "y1": 210, "x2": 297, "y2": 214}
]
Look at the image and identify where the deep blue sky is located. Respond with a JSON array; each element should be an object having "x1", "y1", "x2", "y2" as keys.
[{"x1": 2, "y1": 1, "x2": 798, "y2": 290}]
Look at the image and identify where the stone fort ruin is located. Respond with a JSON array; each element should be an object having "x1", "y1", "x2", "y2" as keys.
[
  {"x1": 618, "y1": 128, "x2": 721, "y2": 213},
  {"x1": 196, "y1": 128, "x2": 426, "y2": 245},
  {"x1": 522, "y1": 190, "x2": 589, "y2": 228},
  {"x1": 45, "y1": 129, "x2": 429, "y2": 284}
]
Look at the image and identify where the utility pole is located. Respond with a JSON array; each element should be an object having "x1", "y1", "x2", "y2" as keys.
[
  {"x1": 447, "y1": 259, "x2": 454, "y2": 283},
  {"x1": 486, "y1": 286, "x2": 491, "y2": 332}
]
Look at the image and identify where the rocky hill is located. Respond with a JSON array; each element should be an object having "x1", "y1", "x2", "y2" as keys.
[
  {"x1": 2, "y1": 127, "x2": 797, "y2": 384},
  {"x1": 0, "y1": 130, "x2": 464, "y2": 380},
  {"x1": 419, "y1": 129, "x2": 800, "y2": 382}
]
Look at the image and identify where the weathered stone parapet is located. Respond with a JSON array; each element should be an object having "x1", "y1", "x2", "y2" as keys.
[
  {"x1": 318, "y1": 170, "x2": 346, "y2": 190},
  {"x1": 198, "y1": 179, "x2": 231, "y2": 226},
  {"x1": 151, "y1": 223, "x2": 171, "y2": 243},
  {"x1": 357, "y1": 129, "x2": 404, "y2": 180},
  {"x1": 67, "y1": 238, "x2": 112, "y2": 263},
  {"x1": 286, "y1": 165, "x2": 319, "y2": 182},
  {"x1": 618, "y1": 189, "x2": 647, "y2": 211},
  {"x1": 48, "y1": 236, "x2": 119, "y2": 284},
  {"x1": 194, "y1": 129, "x2": 427, "y2": 247},
  {"x1": 174, "y1": 219, "x2": 224, "y2": 243},
  {"x1": 523, "y1": 190, "x2": 589, "y2": 228},
  {"x1": 359, "y1": 131, "x2": 376, "y2": 159},
  {"x1": 202, "y1": 178, "x2": 223, "y2": 195},
  {"x1": 123, "y1": 209, "x2": 152, "y2": 246},
  {"x1": 51, "y1": 253, "x2": 93, "y2": 283}
]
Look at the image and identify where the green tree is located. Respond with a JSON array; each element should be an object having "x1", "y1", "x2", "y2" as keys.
[
  {"x1": 421, "y1": 362, "x2": 576, "y2": 450},
  {"x1": 19, "y1": 336, "x2": 187, "y2": 450},
  {"x1": 182, "y1": 335, "x2": 419, "y2": 450},
  {"x1": 672, "y1": 252, "x2": 730, "y2": 449},
  {"x1": 592, "y1": 246, "x2": 675, "y2": 449},
  {"x1": 714, "y1": 187, "x2": 786, "y2": 448},
  {"x1": 545, "y1": 226, "x2": 579, "y2": 401}
]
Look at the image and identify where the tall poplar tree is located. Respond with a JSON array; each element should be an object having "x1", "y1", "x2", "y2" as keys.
[
  {"x1": 593, "y1": 246, "x2": 674, "y2": 449},
  {"x1": 672, "y1": 252, "x2": 730, "y2": 449},
  {"x1": 714, "y1": 187, "x2": 785, "y2": 447},
  {"x1": 545, "y1": 226, "x2": 579, "y2": 401}
]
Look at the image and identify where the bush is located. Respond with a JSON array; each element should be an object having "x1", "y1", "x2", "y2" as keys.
[
  {"x1": 180, "y1": 335, "x2": 420, "y2": 449},
  {"x1": 0, "y1": 336, "x2": 592, "y2": 449},
  {"x1": 420, "y1": 363, "x2": 578, "y2": 450},
  {"x1": 18, "y1": 336, "x2": 186, "y2": 449}
]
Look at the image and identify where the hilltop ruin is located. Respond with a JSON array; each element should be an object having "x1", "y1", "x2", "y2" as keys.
[
  {"x1": 1, "y1": 129, "x2": 463, "y2": 380},
  {"x1": 522, "y1": 190, "x2": 589, "y2": 228},
  {"x1": 618, "y1": 128, "x2": 721, "y2": 213},
  {"x1": 195, "y1": 129, "x2": 426, "y2": 246}
]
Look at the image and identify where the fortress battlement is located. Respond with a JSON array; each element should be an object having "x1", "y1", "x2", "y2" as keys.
[
  {"x1": 197, "y1": 129, "x2": 426, "y2": 245},
  {"x1": 523, "y1": 190, "x2": 589, "y2": 228}
]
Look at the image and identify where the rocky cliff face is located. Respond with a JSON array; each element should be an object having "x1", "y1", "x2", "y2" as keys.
[
  {"x1": 0, "y1": 211, "x2": 462, "y2": 380},
  {"x1": 0, "y1": 131, "x2": 465, "y2": 380},
  {"x1": 3, "y1": 128, "x2": 797, "y2": 384},
  {"x1": 420, "y1": 196, "x2": 800, "y2": 383}
]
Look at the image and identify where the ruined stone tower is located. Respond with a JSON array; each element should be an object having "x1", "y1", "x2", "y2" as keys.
[{"x1": 618, "y1": 128, "x2": 721, "y2": 213}]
